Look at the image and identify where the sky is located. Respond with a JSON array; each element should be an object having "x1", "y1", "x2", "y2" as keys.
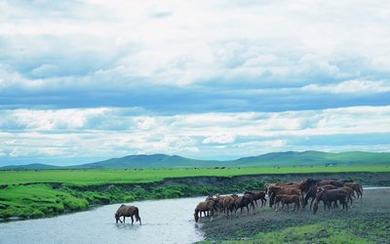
[{"x1": 0, "y1": 0, "x2": 390, "y2": 166}]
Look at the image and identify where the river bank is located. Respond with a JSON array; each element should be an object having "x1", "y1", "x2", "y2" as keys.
[{"x1": 1, "y1": 171, "x2": 390, "y2": 221}]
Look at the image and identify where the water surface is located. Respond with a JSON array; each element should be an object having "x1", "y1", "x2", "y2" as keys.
[{"x1": 0, "y1": 196, "x2": 205, "y2": 244}]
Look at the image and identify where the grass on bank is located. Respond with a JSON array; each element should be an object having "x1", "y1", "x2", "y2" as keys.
[
  {"x1": 0, "y1": 184, "x2": 88, "y2": 219},
  {"x1": 1, "y1": 164, "x2": 389, "y2": 186},
  {"x1": 202, "y1": 218, "x2": 389, "y2": 244}
]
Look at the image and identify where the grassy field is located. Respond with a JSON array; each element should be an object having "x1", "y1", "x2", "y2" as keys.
[
  {"x1": 202, "y1": 219, "x2": 389, "y2": 244},
  {"x1": 1, "y1": 164, "x2": 390, "y2": 185}
]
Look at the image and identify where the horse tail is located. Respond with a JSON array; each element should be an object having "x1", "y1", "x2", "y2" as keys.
[{"x1": 135, "y1": 208, "x2": 142, "y2": 225}]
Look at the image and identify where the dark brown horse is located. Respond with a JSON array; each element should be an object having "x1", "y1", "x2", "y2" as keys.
[
  {"x1": 313, "y1": 188, "x2": 348, "y2": 214},
  {"x1": 244, "y1": 191, "x2": 267, "y2": 207},
  {"x1": 234, "y1": 193, "x2": 256, "y2": 215},
  {"x1": 115, "y1": 204, "x2": 142, "y2": 225}
]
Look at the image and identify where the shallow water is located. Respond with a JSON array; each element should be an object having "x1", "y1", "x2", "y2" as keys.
[
  {"x1": 362, "y1": 186, "x2": 390, "y2": 190},
  {"x1": 0, "y1": 196, "x2": 205, "y2": 244}
]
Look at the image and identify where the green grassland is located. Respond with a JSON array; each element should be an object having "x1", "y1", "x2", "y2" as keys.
[
  {"x1": 1, "y1": 164, "x2": 389, "y2": 220},
  {"x1": 201, "y1": 218, "x2": 389, "y2": 244},
  {"x1": 1, "y1": 164, "x2": 389, "y2": 185}
]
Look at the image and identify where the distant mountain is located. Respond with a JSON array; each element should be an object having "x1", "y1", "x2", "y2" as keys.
[
  {"x1": 0, "y1": 163, "x2": 61, "y2": 170},
  {"x1": 71, "y1": 154, "x2": 220, "y2": 169},
  {"x1": 1, "y1": 151, "x2": 389, "y2": 170}
]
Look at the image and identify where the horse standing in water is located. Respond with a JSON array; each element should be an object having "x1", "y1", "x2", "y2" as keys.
[{"x1": 115, "y1": 204, "x2": 142, "y2": 225}]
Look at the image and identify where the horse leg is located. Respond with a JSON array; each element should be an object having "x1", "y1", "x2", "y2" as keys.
[
  {"x1": 303, "y1": 195, "x2": 309, "y2": 208},
  {"x1": 131, "y1": 216, "x2": 134, "y2": 225},
  {"x1": 349, "y1": 195, "x2": 353, "y2": 206},
  {"x1": 123, "y1": 216, "x2": 125, "y2": 223},
  {"x1": 310, "y1": 198, "x2": 315, "y2": 209}
]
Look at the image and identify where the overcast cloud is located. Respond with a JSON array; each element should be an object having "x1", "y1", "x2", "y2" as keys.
[{"x1": 0, "y1": 0, "x2": 389, "y2": 165}]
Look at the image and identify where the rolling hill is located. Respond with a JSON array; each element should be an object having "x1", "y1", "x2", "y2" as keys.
[
  {"x1": 1, "y1": 151, "x2": 389, "y2": 170},
  {"x1": 0, "y1": 163, "x2": 61, "y2": 170},
  {"x1": 70, "y1": 154, "x2": 220, "y2": 169}
]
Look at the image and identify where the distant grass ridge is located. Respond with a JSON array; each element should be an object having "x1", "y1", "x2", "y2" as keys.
[{"x1": 1, "y1": 151, "x2": 390, "y2": 170}]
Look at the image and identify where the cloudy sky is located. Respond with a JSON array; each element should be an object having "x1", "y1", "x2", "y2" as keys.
[{"x1": 1, "y1": 0, "x2": 390, "y2": 166}]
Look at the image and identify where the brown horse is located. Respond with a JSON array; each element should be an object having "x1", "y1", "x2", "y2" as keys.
[
  {"x1": 268, "y1": 185, "x2": 302, "y2": 208},
  {"x1": 115, "y1": 204, "x2": 142, "y2": 225},
  {"x1": 194, "y1": 198, "x2": 218, "y2": 222},
  {"x1": 221, "y1": 195, "x2": 237, "y2": 218},
  {"x1": 317, "y1": 179, "x2": 344, "y2": 187},
  {"x1": 344, "y1": 182, "x2": 363, "y2": 198},
  {"x1": 339, "y1": 186, "x2": 355, "y2": 205},
  {"x1": 274, "y1": 194, "x2": 300, "y2": 211}
]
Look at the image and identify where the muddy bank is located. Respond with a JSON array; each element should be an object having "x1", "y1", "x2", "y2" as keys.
[
  {"x1": 68, "y1": 171, "x2": 390, "y2": 192},
  {"x1": 2, "y1": 172, "x2": 390, "y2": 220},
  {"x1": 200, "y1": 188, "x2": 390, "y2": 243}
]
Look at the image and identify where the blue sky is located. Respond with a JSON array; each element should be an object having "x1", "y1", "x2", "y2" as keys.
[{"x1": 0, "y1": 0, "x2": 390, "y2": 166}]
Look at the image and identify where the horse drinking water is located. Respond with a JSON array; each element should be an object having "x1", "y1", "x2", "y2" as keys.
[{"x1": 115, "y1": 204, "x2": 142, "y2": 225}]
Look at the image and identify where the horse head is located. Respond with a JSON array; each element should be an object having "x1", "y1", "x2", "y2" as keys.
[
  {"x1": 114, "y1": 213, "x2": 122, "y2": 223},
  {"x1": 194, "y1": 211, "x2": 199, "y2": 222}
]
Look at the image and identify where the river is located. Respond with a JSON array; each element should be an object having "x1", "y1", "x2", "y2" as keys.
[{"x1": 0, "y1": 196, "x2": 206, "y2": 244}]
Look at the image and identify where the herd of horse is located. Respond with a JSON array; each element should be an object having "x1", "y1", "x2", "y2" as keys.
[
  {"x1": 113, "y1": 178, "x2": 363, "y2": 225},
  {"x1": 193, "y1": 178, "x2": 364, "y2": 222}
]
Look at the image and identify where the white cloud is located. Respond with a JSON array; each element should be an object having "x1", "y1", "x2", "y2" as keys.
[
  {"x1": 202, "y1": 134, "x2": 236, "y2": 144},
  {"x1": 0, "y1": 105, "x2": 389, "y2": 162},
  {"x1": 1, "y1": 0, "x2": 390, "y2": 89},
  {"x1": 303, "y1": 80, "x2": 390, "y2": 94},
  {"x1": 0, "y1": 108, "x2": 109, "y2": 130}
]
